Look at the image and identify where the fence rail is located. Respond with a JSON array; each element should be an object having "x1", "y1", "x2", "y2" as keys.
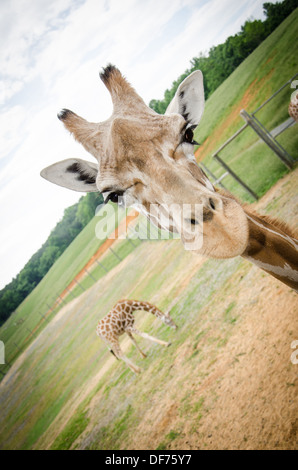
[
  {"x1": 207, "y1": 74, "x2": 298, "y2": 199},
  {"x1": 240, "y1": 110, "x2": 293, "y2": 169}
]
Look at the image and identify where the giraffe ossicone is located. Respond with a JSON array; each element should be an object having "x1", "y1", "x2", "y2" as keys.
[
  {"x1": 41, "y1": 65, "x2": 298, "y2": 290},
  {"x1": 96, "y1": 300, "x2": 177, "y2": 374}
]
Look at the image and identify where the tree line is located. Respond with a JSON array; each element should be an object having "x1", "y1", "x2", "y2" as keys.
[
  {"x1": 149, "y1": 0, "x2": 298, "y2": 114},
  {"x1": 0, "y1": 192, "x2": 103, "y2": 325}
]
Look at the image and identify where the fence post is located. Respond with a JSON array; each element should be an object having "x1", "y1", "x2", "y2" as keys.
[
  {"x1": 200, "y1": 163, "x2": 228, "y2": 190},
  {"x1": 213, "y1": 154, "x2": 258, "y2": 200},
  {"x1": 26, "y1": 327, "x2": 37, "y2": 339},
  {"x1": 126, "y1": 237, "x2": 136, "y2": 247},
  {"x1": 109, "y1": 247, "x2": 122, "y2": 262},
  {"x1": 95, "y1": 258, "x2": 108, "y2": 273},
  {"x1": 127, "y1": 226, "x2": 141, "y2": 241},
  {"x1": 39, "y1": 311, "x2": 49, "y2": 323},
  {"x1": 65, "y1": 286, "x2": 76, "y2": 299},
  {"x1": 58, "y1": 294, "x2": 67, "y2": 305},
  {"x1": 84, "y1": 268, "x2": 97, "y2": 282},
  {"x1": 14, "y1": 342, "x2": 22, "y2": 353},
  {"x1": 240, "y1": 109, "x2": 293, "y2": 169},
  {"x1": 46, "y1": 302, "x2": 54, "y2": 313},
  {"x1": 74, "y1": 278, "x2": 85, "y2": 292}
]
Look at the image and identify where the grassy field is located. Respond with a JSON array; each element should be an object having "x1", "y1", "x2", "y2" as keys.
[{"x1": 0, "y1": 11, "x2": 297, "y2": 450}]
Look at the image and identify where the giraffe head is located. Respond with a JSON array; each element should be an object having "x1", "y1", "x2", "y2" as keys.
[
  {"x1": 161, "y1": 311, "x2": 178, "y2": 330},
  {"x1": 41, "y1": 65, "x2": 248, "y2": 258}
]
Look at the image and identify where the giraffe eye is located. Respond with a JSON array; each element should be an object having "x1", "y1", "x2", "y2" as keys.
[
  {"x1": 104, "y1": 191, "x2": 124, "y2": 204},
  {"x1": 109, "y1": 192, "x2": 121, "y2": 203},
  {"x1": 183, "y1": 127, "x2": 199, "y2": 145},
  {"x1": 184, "y1": 128, "x2": 194, "y2": 143}
]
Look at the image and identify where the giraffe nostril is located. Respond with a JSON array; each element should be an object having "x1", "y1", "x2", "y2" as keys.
[
  {"x1": 203, "y1": 208, "x2": 213, "y2": 222},
  {"x1": 209, "y1": 198, "x2": 216, "y2": 210}
]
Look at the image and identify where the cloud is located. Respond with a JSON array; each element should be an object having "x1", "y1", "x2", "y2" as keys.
[
  {"x1": 0, "y1": 106, "x2": 27, "y2": 161},
  {"x1": 0, "y1": 0, "x2": 76, "y2": 103},
  {"x1": 135, "y1": 0, "x2": 266, "y2": 102}
]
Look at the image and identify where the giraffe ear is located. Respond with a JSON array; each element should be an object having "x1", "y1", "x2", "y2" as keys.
[
  {"x1": 40, "y1": 158, "x2": 99, "y2": 192},
  {"x1": 165, "y1": 70, "x2": 205, "y2": 127}
]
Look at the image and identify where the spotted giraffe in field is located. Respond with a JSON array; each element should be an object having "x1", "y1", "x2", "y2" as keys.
[{"x1": 96, "y1": 300, "x2": 177, "y2": 374}]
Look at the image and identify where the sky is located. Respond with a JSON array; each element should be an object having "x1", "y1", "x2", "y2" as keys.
[{"x1": 0, "y1": 0, "x2": 271, "y2": 289}]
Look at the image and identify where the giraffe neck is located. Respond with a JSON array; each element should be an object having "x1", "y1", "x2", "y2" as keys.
[
  {"x1": 129, "y1": 300, "x2": 164, "y2": 320},
  {"x1": 127, "y1": 300, "x2": 177, "y2": 329},
  {"x1": 241, "y1": 212, "x2": 298, "y2": 291}
]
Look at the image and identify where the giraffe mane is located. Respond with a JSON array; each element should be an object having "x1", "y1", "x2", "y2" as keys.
[{"x1": 245, "y1": 209, "x2": 298, "y2": 239}]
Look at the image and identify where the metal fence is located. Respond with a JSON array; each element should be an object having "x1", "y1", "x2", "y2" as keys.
[{"x1": 205, "y1": 73, "x2": 298, "y2": 200}]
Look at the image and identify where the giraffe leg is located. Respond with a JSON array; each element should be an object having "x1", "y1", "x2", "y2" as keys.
[
  {"x1": 126, "y1": 330, "x2": 147, "y2": 358},
  {"x1": 127, "y1": 326, "x2": 171, "y2": 347},
  {"x1": 111, "y1": 341, "x2": 142, "y2": 375}
]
